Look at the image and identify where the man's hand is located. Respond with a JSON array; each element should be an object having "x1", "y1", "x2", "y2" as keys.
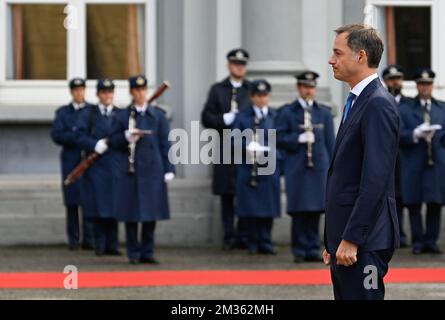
[
  {"x1": 322, "y1": 250, "x2": 331, "y2": 266},
  {"x1": 94, "y1": 139, "x2": 108, "y2": 155},
  {"x1": 335, "y1": 240, "x2": 358, "y2": 267},
  {"x1": 298, "y1": 131, "x2": 315, "y2": 144},
  {"x1": 164, "y1": 172, "x2": 175, "y2": 183},
  {"x1": 125, "y1": 129, "x2": 141, "y2": 143}
]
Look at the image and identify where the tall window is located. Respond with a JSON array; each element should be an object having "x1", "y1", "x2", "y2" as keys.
[
  {"x1": 4, "y1": 2, "x2": 148, "y2": 81},
  {"x1": 7, "y1": 4, "x2": 67, "y2": 80},
  {"x1": 86, "y1": 4, "x2": 145, "y2": 79},
  {"x1": 386, "y1": 6, "x2": 431, "y2": 80}
]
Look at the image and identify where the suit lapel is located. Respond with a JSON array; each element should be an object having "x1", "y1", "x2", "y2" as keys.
[{"x1": 329, "y1": 78, "x2": 382, "y2": 169}]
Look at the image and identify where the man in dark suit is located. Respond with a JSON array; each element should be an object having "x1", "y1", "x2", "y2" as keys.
[
  {"x1": 399, "y1": 68, "x2": 445, "y2": 255},
  {"x1": 51, "y1": 78, "x2": 94, "y2": 251},
  {"x1": 201, "y1": 49, "x2": 252, "y2": 250},
  {"x1": 325, "y1": 24, "x2": 400, "y2": 300},
  {"x1": 382, "y1": 64, "x2": 413, "y2": 248},
  {"x1": 276, "y1": 71, "x2": 335, "y2": 263}
]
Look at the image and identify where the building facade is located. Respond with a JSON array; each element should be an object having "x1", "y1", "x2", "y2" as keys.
[{"x1": 0, "y1": 0, "x2": 444, "y2": 245}]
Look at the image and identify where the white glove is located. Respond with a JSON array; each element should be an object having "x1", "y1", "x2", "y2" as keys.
[
  {"x1": 298, "y1": 132, "x2": 315, "y2": 144},
  {"x1": 247, "y1": 141, "x2": 270, "y2": 153},
  {"x1": 125, "y1": 129, "x2": 141, "y2": 143},
  {"x1": 413, "y1": 123, "x2": 434, "y2": 142},
  {"x1": 223, "y1": 112, "x2": 237, "y2": 126},
  {"x1": 94, "y1": 139, "x2": 108, "y2": 154},
  {"x1": 164, "y1": 172, "x2": 175, "y2": 183}
]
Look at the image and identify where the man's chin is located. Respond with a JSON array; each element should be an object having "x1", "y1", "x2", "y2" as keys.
[{"x1": 333, "y1": 73, "x2": 344, "y2": 81}]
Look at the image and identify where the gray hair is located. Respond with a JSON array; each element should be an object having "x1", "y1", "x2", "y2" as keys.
[{"x1": 335, "y1": 24, "x2": 384, "y2": 68}]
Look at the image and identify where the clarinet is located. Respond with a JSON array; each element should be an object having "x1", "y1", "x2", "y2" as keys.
[
  {"x1": 303, "y1": 107, "x2": 315, "y2": 168},
  {"x1": 128, "y1": 108, "x2": 137, "y2": 174},
  {"x1": 423, "y1": 106, "x2": 435, "y2": 166},
  {"x1": 231, "y1": 88, "x2": 239, "y2": 113},
  {"x1": 250, "y1": 116, "x2": 261, "y2": 188}
]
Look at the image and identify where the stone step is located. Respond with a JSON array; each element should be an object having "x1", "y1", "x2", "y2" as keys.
[{"x1": 0, "y1": 175, "x2": 443, "y2": 247}]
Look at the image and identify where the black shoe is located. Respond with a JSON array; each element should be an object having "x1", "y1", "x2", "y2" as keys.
[
  {"x1": 305, "y1": 255, "x2": 323, "y2": 262},
  {"x1": 294, "y1": 256, "x2": 305, "y2": 263},
  {"x1": 258, "y1": 248, "x2": 277, "y2": 255},
  {"x1": 423, "y1": 246, "x2": 443, "y2": 254},
  {"x1": 68, "y1": 244, "x2": 80, "y2": 251},
  {"x1": 95, "y1": 251, "x2": 105, "y2": 256},
  {"x1": 139, "y1": 257, "x2": 160, "y2": 265},
  {"x1": 412, "y1": 247, "x2": 423, "y2": 255},
  {"x1": 400, "y1": 239, "x2": 409, "y2": 248},
  {"x1": 222, "y1": 242, "x2": 234, "y2": 251},
  {"x1": 81, "y1": 243, "x2": 94, "y2": 251},
  {"x1": 248, "y1": 249, "x2": 258, "y2": 255},
  {"x1": 232, "y1": 242, "x2": 249, "y2": 250},
  {"x1": 105, "y1": 249, "x2": 122, "y2": 256},
  {"x1": 129, "y1": 258, "x2": 139, "y2": 265}
]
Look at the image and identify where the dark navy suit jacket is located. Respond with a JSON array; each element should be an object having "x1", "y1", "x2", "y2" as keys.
[{"x1": 325, "y1": 78, "x2": 400, "y2": 254}]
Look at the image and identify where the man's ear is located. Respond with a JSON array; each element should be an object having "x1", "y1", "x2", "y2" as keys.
[{"x1": 358, "y1": 49, "x2": 367, "y2": 63}]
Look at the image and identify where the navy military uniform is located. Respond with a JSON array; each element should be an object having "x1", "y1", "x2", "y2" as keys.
[
  {"x1": 109, "y1": 75, "x2": 175, "y2": 264},
  {"x1": 399, "y1": 68, "x2": 445, "y2": 254},
  {"x1": 233, "y1": 80, "x2": 281, "y2": 254},
  {"x1": 276, "y1": 71, "x2": 335, "y2": 262},
  {"x1": 201, "y1": 49, "x2": 252, "y2": 249},
  {"x1": 382, "y1": 65, "x2": 413, "y2": 247},
  {"x1": 51, "y1": 78, "x2": 94, "y2": 250},
  {"x1": 76, "y1": 79, "x2": 120, "y2": 256}
]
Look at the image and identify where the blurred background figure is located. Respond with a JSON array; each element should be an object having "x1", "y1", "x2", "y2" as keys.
[
  {"x1": 108, "y1": 75, "x2": 175, "y2": 265},
  {"x1": 382, "y1": 64, "x2": 412, "y2": 248},
  {"x1": 201, "y1": 49, "x2": 252, "y2": 251},
  {"x1": 50, "y1": 78, "x2": 94, "y2": 251},
  {"x1": 76, "y1": 79, "x2": 121, "y2": 257},
  {"x1": 233, "y1": 80, "x2": 281, "y2": 255},
  {"x1": 276, "y1": 71, "x2": 335, "y2": 263},
  {"x1": 399, "y1": 68, "x2": 445, "y2": 255}
]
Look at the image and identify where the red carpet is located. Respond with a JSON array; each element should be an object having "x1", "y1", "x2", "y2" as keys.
[{"x1": 1, "y1": 268, "x2": 445, "y2": 289}]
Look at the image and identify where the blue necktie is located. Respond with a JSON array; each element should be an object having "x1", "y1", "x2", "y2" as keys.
[{"x1": 342, "y1": 92, "x2": 357, "y2": 124}]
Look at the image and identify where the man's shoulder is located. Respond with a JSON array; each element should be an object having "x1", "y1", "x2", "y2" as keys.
[
  {"x1": 369, "y1": 86, "x2": 398, "y2": 111},
  {"x1": 315, "y1": 102, "x2": 333, "y2": 116},
  {"x1": 151, "y1": 105, "x2": 169, "y2": 121},
  {"x1": 55, "y1": 104, "x2": 72, "y2": 115},
  {"x1": 278, "y1": 101, "x2": 298, "y2": 114},
  {"x1": 237, "y1": 105, "x2": 253, "y2": 117},
  {"x1": 210, "y1": 78, "x2": 230, "y2": 90},
  {"x1": 434, "y1": 98, "x2": 445, "y2": 108}
]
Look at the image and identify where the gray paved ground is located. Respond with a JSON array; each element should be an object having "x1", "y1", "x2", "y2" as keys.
[{"x1": 0, "y1": 245, "x2": 444, "y2": 300}]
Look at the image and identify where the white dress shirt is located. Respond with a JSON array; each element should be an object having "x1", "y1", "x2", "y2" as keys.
[
  {"x1": 134, "y1": 103, "x2": 148, "y2": 114},
  {"x1": 230, "y1": 78, "x2": 243, "y2": 88},
  {"x1": 72, "y1": 102, "x2": 85, "y2": 111},
  {"x1": 98, "y1": 103, "x2": 113, "y2": 116},
  {"x1": 298, "y1": 97, "x2": 314, "y2": 109},
  {"x1": 350, "y1": 73, "x2": 380, "y2": 108},
  {"x1": 253, "y1": 105, "x2": 268, "y2": 119},
  {"x1": 420, "y1": 99, "x2": 432, "y2": 111}
]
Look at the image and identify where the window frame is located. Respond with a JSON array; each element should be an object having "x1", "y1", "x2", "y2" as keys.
[
  {"x1": 365, "y1": 0, "x2": 444, "y2": 95},
  {"x1": 0, "y1": 0, "x2": 157, "y2": 109}
]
